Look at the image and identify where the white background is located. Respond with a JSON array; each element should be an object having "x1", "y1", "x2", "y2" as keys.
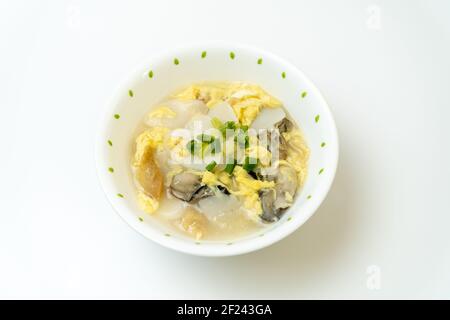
[{"x1": 1, "y1": 0, "x2": 449, "y2": 299}]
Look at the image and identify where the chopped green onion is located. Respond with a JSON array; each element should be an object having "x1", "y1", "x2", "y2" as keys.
[
  {"x1": 202, "y1": 139, "x2": 222, "y2": 156},
  {"x1": 224, "y1": 121, "x2": 236, "y2": 130},
  {"x1": 212, "y1": 118, "x2": 237, "y2": 138},
  {"x1": 220, "y1": 121, "x2": 237, "y2": 138},
  {"x1": 239, "y1": 125, "x2": 249, "y2": 132},
  {"x1": 210, "y1": 139, "x2": 221, "y2": 154},
  {"x1": 235, "y1": 130, "x2": 249, "y2": 149},
  {"x1": 186, "y1": 140, "x2": 200, "y2": 155},
  {"x1": 196, "y1": 134, "x2": 215, "y2": 143},
  {"x1": 205, "y1": 161, "x2": 217, "y2": 172},
  {"x1": 211, "y1": 117, "x2": 224, "y2": 129},
  {"x1": 224, "y1": 161, "x2": 236, "y2": 174},
  {"x1": 243, "y1": 157, "x2": 258, "y2": 172}
]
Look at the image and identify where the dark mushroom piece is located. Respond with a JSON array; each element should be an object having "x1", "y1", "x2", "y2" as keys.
[
  {"x1": 275, "y1": 117, "x2": 293, "y2": 133},
  {"x1": 217, "y1": 185, "x2": 230, "y2": 195},
  {"x1": 259, "y1": 188, "x2": 278, "y2": 223},
  {"x1": 275, "y1": 117, "x2": 294, "y2": 160},
  {"x1": 170, "y1": 171, "x2": 213, "y2": 203},
  {"x1": 259, "y1": 117, "x2": 293, "y2": 161},
  {"x1": 258, "y1": 165, "x2": 298, "y2": 223},
  {"x1": 273, "y1": 165, "x2": 297, "y2": 210}
]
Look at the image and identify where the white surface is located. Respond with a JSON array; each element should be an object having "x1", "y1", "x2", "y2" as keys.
[{"x1": 1, "y1": 0, "x2": 449, "y2": 299}]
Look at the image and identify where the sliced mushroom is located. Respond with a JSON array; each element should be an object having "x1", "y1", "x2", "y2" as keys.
[
  {"x1": 259, "y1": 188, "x2": 277, "y2": 223},
  {"x1": 273, "y1": 165, "x2": 297, "y2": 211},
  {"x1": 169, "y1": 171, "x2": 213, "y2": 203},
  {"x1": 259, "y1": 119, "x2": 292, "y2": 161},
  {"x1": 276, "y1": 118, "x2": 294, "y2": 160},
  {"x1": 278, "y1": 133, "x2": 288, "y2": 160},
  {"x1": 217, "y1": 185, "x2": 230, "y2": 195},
  {"x1": 192, "y1": 185, "x2": 214, "y2": 201},
  {"x1": 261, "y1": 129, "x2": 288, "y2": 161},
  {"x1": 258, "y1": 165, "x2": 298, "y2": 223},
  {"x1": 275, "y1": 117, "x2": 293, "y2": 133}
]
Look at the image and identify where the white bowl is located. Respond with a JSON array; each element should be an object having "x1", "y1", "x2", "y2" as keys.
[{"x1": 95, "y1": 43, "x2": 339, "y2": 257}]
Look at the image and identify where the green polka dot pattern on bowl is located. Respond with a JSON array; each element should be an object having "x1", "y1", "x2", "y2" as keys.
[
  {"x1": 201, "y1": 51, "x2": 207, "y2": 58},
  {"x1": 319, "y1": 168, "x2": 324, "y2": 175},
  {"x1": 108, "y1": 167, "x2": 114, "y2": 173},
  {"x1": 138, "y1": 217, "x2": 144, "y2": 222},
  {"x1": 174, "y1": 58, "x2": 180, "y2": 65},
  {"x1": 257, "y1": 58, "x2": 263, "y2": 65},
  {"x1": 107, "y1": 140, "x2": 113, "y2": 146},
  {"x1": 301, "y1": 91, "x2": 307, "y2": 98},
  {"x1": 114, "y1": 114, "x2": 120, "y2": 119},
  {"x1": 281, "y1": 72, "x2": 286, "y2": 79},
  {"x1": 148, "y1": 70, "x2": 154, "y2": 78},
  {"x1": 117, "y1": 193, "x2": 124, "y2": 198},
  {"x1": 315, "y1": 115, "x2": 320, "y2": 123},
  {"x1": 229, "y1": 52, "x2": 235, "y2": 59},
  {"x1": 321, "y1": 142, "x2": 326, "y2": 147},
  {"x1": 128, "y1": 90, "x2": 134, "y2": 97}
]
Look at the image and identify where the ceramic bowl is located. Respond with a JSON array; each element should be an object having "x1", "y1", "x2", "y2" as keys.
[{"x1": 95, "y1": 43, "x2": 339, "y2": 256}]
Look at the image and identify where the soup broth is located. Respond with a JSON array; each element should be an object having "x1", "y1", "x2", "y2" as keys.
[{"x1": 131, "y1": 82, "x2": 309, "y2": 241}]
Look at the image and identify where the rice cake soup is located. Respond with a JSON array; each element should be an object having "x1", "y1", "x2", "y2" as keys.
[{"x1": 131, "y1": 82, "x2": 309, "y2": 241}]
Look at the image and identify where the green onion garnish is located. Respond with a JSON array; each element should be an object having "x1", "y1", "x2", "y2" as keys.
[
  {"x1": 219, "y1": 121, "x2": 237, "y2": 138},
  {"x1": 186, "y1": 140, "x2": 200, "y2": 155},
  {"x1": 210, "y1": 139, "x2": 221, "y2": 154},
  {"x1": 243, "y1": 157, "x2": 258, "y2": 172},
  {"x1": 224, "y1": 121, "x2": 236, "y2": 130},
  {"x1": 224, "y1": 161, "x2": 236, "y2": 174},
  {"x1": 205, "y1": 161, "x2": 217, "y2": 172},
  {"x1": 211, "y1": 117, "x2": 224, "y2": 129},
  {"x1": 239, "y1": 125, "x2": 249, "y2": 132},
  {"x1": 196, "y1": 134, "x2": 215, "y2": 143},
  {"x1": 235, "y1": 130, "x2": 249, "y2": 148}
]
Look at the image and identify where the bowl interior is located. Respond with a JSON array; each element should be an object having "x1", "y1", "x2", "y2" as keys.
[{"x1": 96, "y1": 44, "x2": 338, "y2": 256}]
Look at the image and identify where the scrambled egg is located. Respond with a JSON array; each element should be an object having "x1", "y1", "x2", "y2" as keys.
[
  {"x1": 137, "y1": 191, "x2": 159, "y2": 213},
  {"x1": 246, "y1": 136, "x2": 272, "y2": 167},
  {"x1": 231, "y1": 166, "x2": 275, "y2": 217},
  {"x1": 281, "y1": 129, "x2": 310, "y2": 184},
  {"x1": 201, "y1": 171, "x2": 232, "y2": 189},
  {"x1": 134, "y1": 127, "x2": 169, "y2": 165},
  {"x1": 200, "y1": 166, "x2": 274, "y2": 218},
  {"x1": 201, "y1": 171, "x2": 219, "y2": 186},
  {"x1": 167, "y1": 136, "x2": 189, "y2": 159},
  {"x1": 147, "y1": 106, "x2": 176, "y2": 119},
  {"x1": 173, "y1": 82, "x2": 282, "y2": 125},
  {"x1": 173, "y1": 84, "x2": 227, "y2": 108}
]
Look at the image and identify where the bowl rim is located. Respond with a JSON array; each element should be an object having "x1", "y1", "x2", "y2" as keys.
[{"x1": 95, "y1": 42, "x2": 339, "y2": 257}]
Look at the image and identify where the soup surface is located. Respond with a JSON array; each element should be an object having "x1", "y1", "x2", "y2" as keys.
[{"x1": 131, "y1": 82, "x2": 309, "y2": 241}]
